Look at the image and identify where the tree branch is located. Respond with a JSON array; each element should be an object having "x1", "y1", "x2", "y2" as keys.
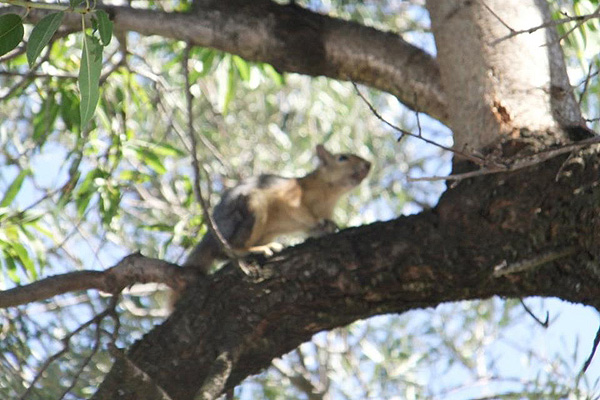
[
  {"x1": 93, "y1": 151, "x2": 600, "y2": 399},
  {"x1": 0, "y1": 253, "x2": 197, "y2": 308},
  {"x1": 0, "y1": 1, "x2": 448, "y2": 123}
]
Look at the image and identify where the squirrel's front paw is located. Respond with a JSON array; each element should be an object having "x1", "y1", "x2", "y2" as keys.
[
  {"x1": 309, "y1": 219, "x2": 339, "y2": 237},
  {"x1": 248, "y1": 242, "x2": 284, "y2": 257}
]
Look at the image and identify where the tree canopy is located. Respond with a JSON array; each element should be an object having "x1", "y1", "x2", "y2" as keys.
[{"x1": 1, "y1": 0, "x2": 600, "y2": 399}]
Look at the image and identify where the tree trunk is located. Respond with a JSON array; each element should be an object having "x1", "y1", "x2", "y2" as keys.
[{"x1": 426, "y1": 0, "x2": 582, "y2": 151}]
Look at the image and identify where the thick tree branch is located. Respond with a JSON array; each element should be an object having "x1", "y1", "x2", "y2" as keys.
[
  {"x1": 0, "y1": 1, "x2": 448, "y2": 123},
  {"x1": 0, "y1": 253, "x2": 197, "y2": 308},
  {"x1": 93, "y1": 149, "x2": 600, "y2": 400}
]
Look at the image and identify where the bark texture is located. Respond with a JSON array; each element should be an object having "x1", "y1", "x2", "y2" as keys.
[
  {"x1": 426, "y1": 0, "x2": 582, "y2": 151},
  {"x1": 93, "y1": 147, "x2": 600, "y2": 399}
]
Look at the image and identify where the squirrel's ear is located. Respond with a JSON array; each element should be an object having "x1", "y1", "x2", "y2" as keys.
[{"x1": 316, "y1": 144, "x2": 333, "y2": 164}]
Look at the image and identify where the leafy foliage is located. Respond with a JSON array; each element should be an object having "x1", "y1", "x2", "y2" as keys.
[
  {"x1": 1, "y1": 2, "x2": 115, "y2": 128},
  {"x1": 0, "y1": 0, "x2": 599, "y2": 399}
]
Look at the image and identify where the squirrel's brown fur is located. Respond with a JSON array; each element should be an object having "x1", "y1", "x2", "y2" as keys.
[{"x1": 183, "y1": 144, "x2": 371, "y2": 273}]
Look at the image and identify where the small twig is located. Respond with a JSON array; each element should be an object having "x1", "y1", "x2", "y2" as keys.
[
  {"x1": 352, "y1": 82, "x2": 486, "y2": 166},
  {"x1": 182, "y1": 43, "x2": 249, "y2": 275},
  {"x1": 415, "y1": 110, "x2": 423, "y2": 137},
  {"x1": 485, "y1": 1, "x2": 600, "y2": 45},
  {"x1": 196, "y1": 351, "x2": 235, "y2": 400},
  {"x1": 580, "y1": 322, "x2": 600, "y2": 375},
  {"x1": 57, "y1": 309, "x2": 105, "y2": 400},
  {"x1": 579, "y1": 64, "x2": 597, "y2": 106},
  {"x1": 493, "y1": 247, "x2": 578, "y2": 278},
  {"x1": 410, "y1": 135, "x2": 600, "y2": 182},
  {"x1": 480, "y1": 1, "x2": 514, "y2": 33},
  {"x1": 519, "y1": 299, "x2": 549, "y2": 328},
  {"x1": 554, "y1": 6, "x2": 600, "y2": 46}
]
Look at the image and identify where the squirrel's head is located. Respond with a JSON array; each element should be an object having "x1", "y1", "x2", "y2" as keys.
[{"x1": 315, "y1": 144, "x2": 371, "y2": 190}]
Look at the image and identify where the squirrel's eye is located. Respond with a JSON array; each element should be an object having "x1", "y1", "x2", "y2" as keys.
[{"x1": 338, "y1": 155, "x2": 349, "y2": 162}]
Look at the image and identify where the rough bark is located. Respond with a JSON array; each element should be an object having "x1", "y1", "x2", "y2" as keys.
[
  {"x1": 93, "y1": 147, "x2": 600, "y2": 399},
  {"x1": 0, "y1": 1, "x2": 448, "y2": 123},
  {"x1": 426, "y1": 0, "x2": 582, "y2": 151}
]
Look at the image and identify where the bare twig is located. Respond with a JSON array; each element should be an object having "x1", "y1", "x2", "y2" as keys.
[
  {"x1": 483, "y1": 0, "x2": 600, "y2": 45},
  {"x1": 480, "y1": 1, "x2": 514, "y2": 33},
  {"x1": 352, "y1": 82, "x2": 486, "y2": 166},
  {"x1": 519, "y1": 299, "x2": 549, "y2": 328},
  {"x1": 580, "y1": 322, "x2": 600, "y2": 375},
  {"x1": 0, "y1": 70, "x2": 77, "y2": 79},
  {"x1": 410, "y1": 135, "x2": 600, "y2": 182},
  {"x1": 0, "y1": 253, "x2": 197, "y2": 308},
  {"x1": 182, "y1": 43, "x2": 249, "y2": 274},
  {"x1": 554, "y1": 6, "x2": 600, "y2": 45},
  {"x1": 129, "y1": 60, "x2": 233, "y2": 175},
  {"x1": 579, "y1": 64, "x2": 598, "y2": 106},
  {"x1": 57, "y1": 316, "x2": 103, "y2": 400},
  {"x1": 493, "y1": 247, "x2": 578, "y2": 278}
]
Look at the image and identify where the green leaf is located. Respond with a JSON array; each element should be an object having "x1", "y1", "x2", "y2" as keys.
[
  {"x1": 10, "y1": 242, "x2": 35, "y2": 279},
  {"x1": 33, "y1": 91, "x2": 59, "y2": 145},
  {"x1": 133, "y1": 140, "x2": 185, "y2": 157},
  {"x1": 0, "y1": 14, "x2": 24, "y2": 57},
  {"x1": 134, "y1": 148, "x2": 167, "y2": 174},
  {"x1": 76, "y1": 191, "x2": 95, "y2": 217},
  {"x1": 75, "y1": 168, "x2": 101, "y2": 216},
  {"x1": 261, "y1": 63, "x2": 284, "y2": 86},
  {"x1": 4, "y1": 253, "x2": 20, "y2": 284},
  {"x1": 220, "y1": 56, "x2": 236, "y2": 114},
  {"x1": 26, "y1": 11, "x2": 65, "y2": 67},
  {"x1": 144, "y1": 223, "x2": 174, "y2": 232},
  {"x1": 232, "y1": 55, "x2": 250, "y2": 82},
  {"x1": 60, "y1": 88, "x2": 81, "y2": 132},
  {"x1": 99, "y1": 186, "x2": 121, "y2": 225},
  {"x1": 79, "y1": 34, "x2": 103, "y2": 128},
  {"x1": 0, "y1": 169, "x2": 30, "y2": 207},
  {"x1": 119, "y1": 170, "x2": 150, "y2": 182},
  {"x1": 16, "y1": 210, "x2": 45, "y2": 225},
  {"x1": 95, "y1": 10, "x2": 113, "y2": 46},
  {"x1": 200, "y1": 48, "x2": 218, "y2": 74}
]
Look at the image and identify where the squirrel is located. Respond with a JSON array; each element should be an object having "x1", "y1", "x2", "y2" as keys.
[{"x1": 183, "y1": 144, "x2": 371, "y2": 273}]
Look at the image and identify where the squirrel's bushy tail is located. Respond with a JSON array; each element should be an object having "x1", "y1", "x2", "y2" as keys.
[
  {"x1": 168, "y1": 235, "x2": 219, "y2": 310},
  {"x1": 182, "y1": 235, "x2": 219, "y2": 274}
]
